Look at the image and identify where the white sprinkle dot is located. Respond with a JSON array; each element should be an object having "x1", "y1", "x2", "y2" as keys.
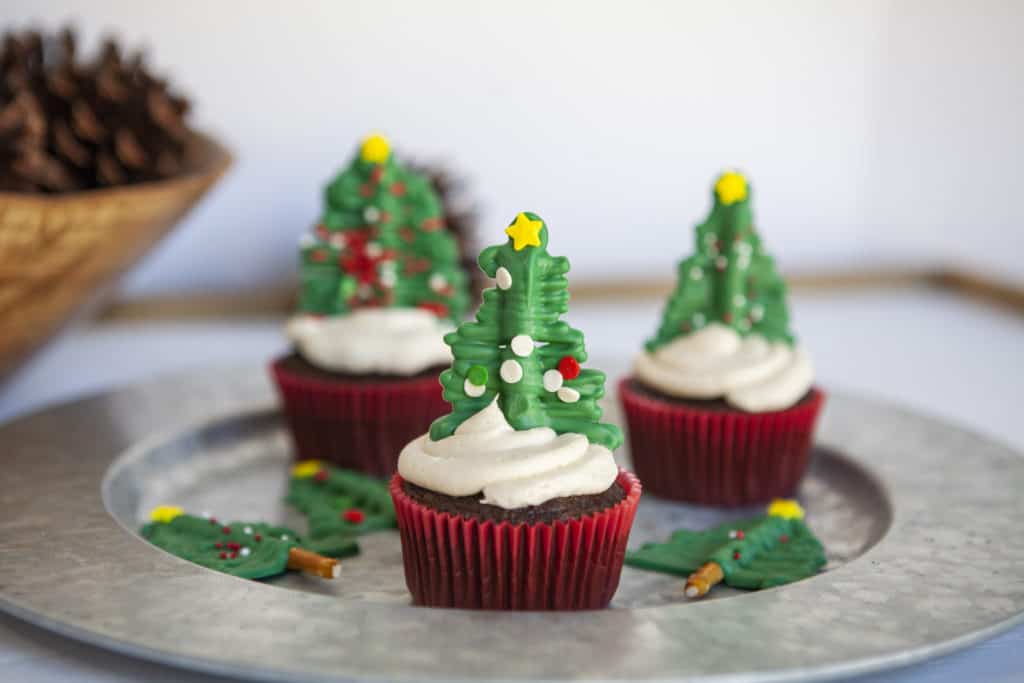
[
  {"x1": 330, "y1": 233, "x2": 346, "y2": 249},
  {"x1": 240, "y1": 547, "x2": 251, "y2": 557},
  {"x1": 201, "y1": 511, "x2": 212, "y2": 519},
  {"x1": 543, "y1": 369, "x2": 564, "y2": 392},
  {"x1": 510, "y1": 334, "x2": 534, "y2": 357},
  {"x1": 363, "y1": 206, "x2": 381, "y2": 223},
  {"x1": 557, "y1": 387, "x2": 580, "y2": 403},
  {"x1": 751, "y1": 305, "x2": 764, "y2": 321},
  {"x1": 734, "y1": 294, "x2": 746, "y2": 306},
  {"x1": 500, "y1": 359, "x2": 524, "y2": 384},
  {"x1": 464, "y1": 378, "x2": 486, "y2": 397},
  {"x1": 429, "y1": 273, "x2": 447, "y2": 291},
  {"x1": 280, "y1": 535, "x2": 289, "y2": 541},
  {"x1": 703, "y1": 232, "x2": 718, "y2": 245},
  {"x1": 243, "y1": 526, "x2": 252, "y2": 535},
  {"x1": 366, "y1": 242, "x2": 383, "y2": 258},
  {"x1": 380, "y1": 270, "x2": 396, "y2": 288},
  {"x1": 689, "y1": 266, "x2": 703, "y2": 280},
  {"x1": 716, "y1": 256, "x2": 728, "y2": 269},
  {"x1": 729, "y1": 530, "x2": 738, "y2": 539},
  {"x1": 495, "y1": 267, "x2": 512, "y2": 290}
]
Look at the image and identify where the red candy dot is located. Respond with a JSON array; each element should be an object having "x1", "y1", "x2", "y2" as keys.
[
  {"x1": 723, "y1": 312, "x2": 734, "y2": 323},
  {"x1": 735, "y1": 530, "x2": 745, "y2": 540},
  {"x1": 221, "y1": 526, "x2": 231, "y2": 534},
  {"x1": 228, "y1": 542, "x2": 241, "y2": 551},
  {"x1": 558, "y1": 356, "x2": 581, "y2": 380},
  {"x1": 219, "y1": 552, "x2": 228, "y2": 559},
  {"x1": 254, "y1": 535, "x2": 262, "y2": 542},
  {"x1": 343, "y1": 509, "x2": 366, "y2": 524},
  {"x1": 359, "y1": 184, "x2": 372, "y2": 197},
  {"x1": 779, "y1": 535, "x2": 790, "y2": 544},
  {"x1": 208, "y1": 518, "x2": 217, "y2": 525},
  {"x1": 230, "y1": 552, "x2": 238, "y2": 559},
  {"x1": 390, "y1": 182, "x2": 406, "y2": 196},
  {"x1": 314, "y1": 469, "x2": 329, "y2": 483},
  {"x1": 214, "y1": 542, "x2": 223, "y2": 549},
  {"x1": 370, "y1": 167, "x2": 383, "y2": 183},
  {"x1": 733, "y1": 551, "x2": 741, "y2": 560}
]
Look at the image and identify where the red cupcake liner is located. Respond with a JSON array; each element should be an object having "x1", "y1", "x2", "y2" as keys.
[
  {"x1": 390, "y1": 469, "x2": 642, "y2": 610},
  {"x1": 270, "y1": 357, "x2": 447, "y2": 478},
  {"x1": 619, "y1": 378, "x2": 825, "y2": 507}
]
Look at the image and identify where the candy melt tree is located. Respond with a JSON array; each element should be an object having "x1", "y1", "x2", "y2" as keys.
[
  {"x1": 430, "y1": 212, "x2": 622, "y2": 450},
  {"x1": 646, "y1": 171, "x2": 794, "y2": 351},
  {"x1": 298, "y1": 133, "x2": 469, "y2": 321}
]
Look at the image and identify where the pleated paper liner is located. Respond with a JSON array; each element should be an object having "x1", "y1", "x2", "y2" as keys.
[
  {"x1": 390, "y1": 470, "x2": 642, "y2": 610},
  {"x1": 270, "y1": 357, "x2": 447, "y2": 478},
  {"x1": 619, "y1": 378, "x2": 825, "y2": 507}
]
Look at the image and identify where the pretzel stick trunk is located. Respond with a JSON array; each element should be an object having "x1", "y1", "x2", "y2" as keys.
[
  {"x1": 287, "y1": 547, "x2": 341, "y2": 579},
  {"x1": 685, "y1": 561, "x2": 724, "y2": 598}
]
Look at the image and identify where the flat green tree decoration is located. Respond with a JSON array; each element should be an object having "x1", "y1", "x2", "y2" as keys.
[
  {"x1": 646, "y1": 170, "x2": 794, "y2": 351},
  {"x1": 285, "y1": 460, "x2": 397, "y2": 548},
  {"x1": 430, "y1": 212, "x2": 622, "y2": 450},
  {"x1": 140, "y1": 506, "x2": 350, "y2": 580},
  {"x1": 625, "y1": 499, "x2": 825, "y2": 598},
  {"x1": 298, "y1": 133, "x2": 469, "y2": 321}
]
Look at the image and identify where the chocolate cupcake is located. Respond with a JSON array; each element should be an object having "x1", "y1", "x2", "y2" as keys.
[
  {"x1": 620, "y1": 171, "x2": 824, "y2": 506},
  {"x1": 392, "y1": 212, "x2": 641, "y2": 610},
  {"x1": 271, "y1": 134, "x2": 470, "y2": 478}
]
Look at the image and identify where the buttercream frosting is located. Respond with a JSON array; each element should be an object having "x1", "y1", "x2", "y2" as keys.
[
  {"x1": 634, "y1": 322, "x2": 813, "y2": 412},
  {"x1": 398, "y1": 399, "x2": 619, "y2": 510},
  {"x1": 286, "y1": 307, "x2": 451, "y2": 376}
]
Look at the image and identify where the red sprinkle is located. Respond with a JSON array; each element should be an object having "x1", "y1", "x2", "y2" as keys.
[
  {"x1": 558, "y1": 356, "x2": 581, "y2": 380},
  {"x1": 254, "y1": 535, "x2": 262, "y2": 542},
  {"x1": 390, "y1": 182, "x2": 406, "y2": 196},
  {"x1": 230, "y1": 552, "x2": 238, "y2": 559},
  {"x1": 779, "y1": 535, "x2": 790, "y2": 543},
  {"x1": 343, "y1": 509, "x2": 366, "y2": 524},
  {"x1": 313, "y1": 469, "x2": 329, "y2": 483},
  {"x1": 221, "y1": 526, "x2": 231, "y2": 534},
  {"x1": 228, "y1": 542, "x2": 241, "y2": 551},
  {"x1": 359, "y1": 184, "x2": 372, "y2": 197},
  {"x1": 214, "y1": 542, "x2": 223, "y2": 549},
  {"x1": 208, "y1": 518, "x2": 217, "y2": 525},
  {"x1": 219, "y1": 552, "x2": 228, "y2": 559},
  {"x1": 723, "y1": 312, "x2": 734, "y2": 323},
  {"x1": 735, "y1": 530, "x2": 745, "y2": 540},
  {"x1": 733, "y1": 551, "x2": 741, "y2": 560}
]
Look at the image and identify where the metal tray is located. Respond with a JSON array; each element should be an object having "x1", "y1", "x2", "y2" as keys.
[{"x1": 2, "y1": 366, "x2": 1023, "y2": 682}]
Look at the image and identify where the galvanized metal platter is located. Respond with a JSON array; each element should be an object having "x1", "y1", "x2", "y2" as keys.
[{"x1": 2, "y1": 366, "x2": 1024, "y2": 683}]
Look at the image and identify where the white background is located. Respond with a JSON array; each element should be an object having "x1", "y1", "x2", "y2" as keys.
[{"x1": 5, "y1": 0, "x2": 1023, "y2": 294}]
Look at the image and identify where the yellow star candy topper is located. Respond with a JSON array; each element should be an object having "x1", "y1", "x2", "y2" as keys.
[
  {"x1": 505, "y1": 212, "x2": 543, "y2": 251},
  {"x1": 714, "y1": 170, "x2": 748, "y2": 206},
  {"x1": 766, "y1": 499, "x2": 805, "y2": 520},
  {"x1": 360, "y1": 133, "x2": 391, "y2": 164},
  {"x1": 291, "y1": 459, "x2": 324, "y2": 478},
  {"x1": 149, "y1": 505, "x2": 184, "y2": 524}
]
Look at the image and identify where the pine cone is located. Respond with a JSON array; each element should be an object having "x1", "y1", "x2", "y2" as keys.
[{"x1": 0, "y1": 27, "x2": 196, "y2": 193}]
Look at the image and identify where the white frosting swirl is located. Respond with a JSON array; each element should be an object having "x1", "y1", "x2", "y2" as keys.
[
  {"x1": 398, "y1": 399, "x2": 619, "y2": 510},
  {"x1": 633, "y1": 323, "x2": 814, "y2": 412},
  {"x1": 286, "y1": 308, "x2": 451, "y2": 376}
]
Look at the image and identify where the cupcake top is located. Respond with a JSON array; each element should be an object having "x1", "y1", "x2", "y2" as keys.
[
  {"x1": 634, "y1": 171, "x2": 814, "y2": 412},
  {"x1": 398, "y1": 213, "x2": 622, "y2": 510},
  {"x1": 286, "y1": 133, "x2": 469, "y2": 375}
]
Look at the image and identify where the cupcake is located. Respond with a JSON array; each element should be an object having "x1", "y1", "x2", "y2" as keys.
[
  {"x1": 392, "y1": 212, "x2": 641, "y2": 610},
  {"x1": 271, "y1": 134, "x2": 470, "y2": 478},
  {"x1": 620, "y1": 171, "x2": 824, "y2": 506}
]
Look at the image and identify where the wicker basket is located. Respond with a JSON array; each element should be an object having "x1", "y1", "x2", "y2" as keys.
[{"x1": 0, "y1": 132, "x2": 231, "y2": 379}]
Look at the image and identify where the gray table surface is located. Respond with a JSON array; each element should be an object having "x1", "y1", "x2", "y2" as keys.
[{"x1": 2, "y1": 286, "x2": 1023, "y2": 682}]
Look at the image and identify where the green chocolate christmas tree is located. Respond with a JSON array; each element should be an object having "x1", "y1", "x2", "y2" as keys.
[
  {"x1": 140, "y1": 506, "x2": 351, "y2": 580},
  {"x1": 429, "y1": 212, "x2": 622, "y2": 450},
  {"x1": 625, "y1": 499, "x2": 826, "y2": 598},
  {"x1": 285, "y1": 460, "x2": 397, "y2": 548},
  {"x1": 646, "y1": 171, "x2": 794, "y2": 351},
  {"x1": 298, "y1": 133, "x2": 469, "y2": 321}
]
